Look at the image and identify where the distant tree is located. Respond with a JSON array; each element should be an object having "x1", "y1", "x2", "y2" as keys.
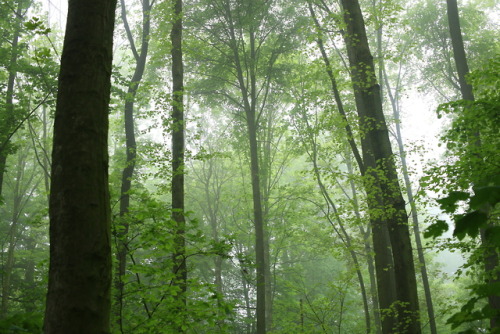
[
  {"x1": 170, "y1": 0, "x2": 187, "y2": 330},
  {"x1": 0, "y1": 0, "x2": 31, "y2": 203},
  {"x1": 43, "y1": 0, "x2": 117, "y2": 332},
  {"x1": 114, "y1": 0, "x2": 153, "y2": 329}
]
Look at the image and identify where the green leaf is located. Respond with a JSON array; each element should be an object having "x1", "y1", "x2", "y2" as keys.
[
  {"x1": 470, "y1": 185, "x2": 500, "y2": 210},
  {"x1": 437, "y1": 191, "x2": 470, "y2": 213},
  {"x1": 424, "y1": 220, "x2": 449, "y2": 239},
  {"x1": 453, "y1": 211, "x2": 488, "y2": 240}
]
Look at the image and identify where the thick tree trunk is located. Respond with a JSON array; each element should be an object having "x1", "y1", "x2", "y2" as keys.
[
  {"x1": 43, "y1": 0, "x2": 117, "y2": 332},
  {"x1": 382, "y1": 63, "x2": 438, "y2": 333},
  {"x1": 307, "y1": 2, "x2": 394, "y2": 331},
  {"x1": 170, "y1": 0, "x2": 187, "y2": 329},
  {"x1": 114, "y1": 0, "x2": 151, "y2": 330},
  {"x1": 339, "y1": 0, "x2": 420, "y2": 332}
]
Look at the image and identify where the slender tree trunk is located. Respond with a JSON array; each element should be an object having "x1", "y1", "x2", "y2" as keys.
[
  {"x1": 339, "y1": 0, "x2": 420, "y2": 332},
  {"x1": 382, "y1": 62, "x2": 438, "y2": 333},
  {"x1": 0, "y1": 0, "x2": 25, "y2": 202},
  {"x1": 246, "y1": 110, "x2": 267, "y2": 334},
  {"x1": 223, "y1": 1, "x2": 267, "y2": 330},
  {"x1": 170, "y1": 0, "x2": 187, "y2": 330},
  {"x1": 43, "y1": 0, "x2": 117, "y2": 332},
  {"x1": 23, "y1": 237, "x2": 37, "y2": 313},
  {"x1": 114, "y1": 0, "x2": 151, "y2": 330},
  {"x1": 446, "y1": 0, "x2": 500, "y2": 329},
  {"x1": 345, "y1": 152, "x2": 383, "y2": 334},
  {"x1": 1, "y1": 156, "x2": 23, "y2": 317},
  {"x1": 299, "y1": 112, "x2": 372, "y2": 333}
]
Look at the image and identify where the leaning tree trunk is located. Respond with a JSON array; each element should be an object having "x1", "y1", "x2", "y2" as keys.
[
  {"x1": 307, "y1": 2, "x2": 395, "y2": 331},
  {"x1": 43, "y1": 0, "x2": 117, "y2": 332},
  {"x1": 339, "y1": 0, "x2": 421, "y2": 333}
]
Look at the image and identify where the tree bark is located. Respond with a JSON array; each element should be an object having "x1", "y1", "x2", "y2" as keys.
[
  {"x1": 339, "y1": 0, "x2": 421, "y2": 332},
  {"x1": 43, "y1": 0, "x2": 117, "y2": 332},
  {"x1": 170, "y1": 0, "x2": 187, "y2": 329}
]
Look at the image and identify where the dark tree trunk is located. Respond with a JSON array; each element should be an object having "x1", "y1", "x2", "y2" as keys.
[
  {"x1": 114, "y1": 0, "x2": 152, "y2": 329},
  {"x1": 43, "y1": 0, "x2": 117, "y2": 332},
  {"x1": 446, "y1": 0, "x2": 500, "y2": 329},
  {"x1": 170, "y1": 0, "x2": 187, "y2": 329},
  {"x1": 307, "y1": 2, "x2": 393, "y2": 332},
  {"x1": 446, "y1": 0, "x2": 474, "y2": 101},
  {"x1": 339, "y1": 0, "x2": 420, "y2": 332}
]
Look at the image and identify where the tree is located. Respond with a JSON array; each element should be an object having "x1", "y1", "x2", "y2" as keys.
[
  {"x1": 170, "y1": 0, "x2": 187, "y2": 329},
  {"x1": 339, "y1": 0, "x2": 421, "y2": 332},
  {"x1": 114, "y1": 0, "x2": 153, "y2": 329},
  {"x1": 0, "y1": 0, "x2": 31, "y2": 203},
  {"x1": 188, "y1": 1, "x2": 299, "y2": 331},
  {"x1": 43, "y1": 0, "x2": 117, "y2": 332}
]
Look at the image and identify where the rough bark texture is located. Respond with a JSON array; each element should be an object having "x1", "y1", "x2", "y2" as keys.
[
  {"x1": 43, "y1": 0, "x2": 117, "y2": 332},
  {"x1": 339, "y1": 1, "x2": 421, "y2": 333},
  {"x1": 170, "y1": 0, "x2": 187, "y2": 327}
]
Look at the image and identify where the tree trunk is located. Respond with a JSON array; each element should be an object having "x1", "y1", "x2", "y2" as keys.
[
  {"x1": 345, "y1": 151, "x2": 383, "y2": 334},
  {"x1": 339, "y1": 0, "x2": 421, "y2": 332},
  {"x1": 223, "y1": 1, "x2": 268, "y2": 330},
  {"x1": 307, "y1": 2, "x2": 395, "y2": 331},
  {"x1": 43, "y1": 0, "x2": 117, "y2": 332},
  {"x1": 115, "y1": 0, "x2": 151, "y2": 330},
  {"x1": 382, "y1": 61, "x2": 438, "y2": 333},
  {"x1": 0, "y1": 0, "x2": 25, "y2": 203},
  {"x1": 446, "y1": 0, "x2": 500, "y2": 329},
  {"x1": 170, "y1": 0, "x2": 187, "y2": 329},
  {"x1": 446, "y1": 0, "x2": 474, "y2": 101},
  {"x1": 1, "y1": 156, "x2": 23, "y2": 317}
]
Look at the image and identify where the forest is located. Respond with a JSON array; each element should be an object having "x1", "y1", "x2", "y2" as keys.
[{"x1": 0, "y1": 0, "x2": 499, "y2": 333}]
